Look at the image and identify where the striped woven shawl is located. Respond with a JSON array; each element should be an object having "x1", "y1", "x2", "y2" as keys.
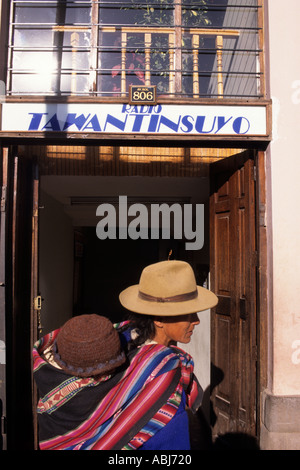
[{"x1": 33, "y1": 323, "x2": 202, "y2": 450}]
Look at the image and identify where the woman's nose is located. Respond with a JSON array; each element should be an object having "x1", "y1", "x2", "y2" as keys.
[{"x1": 190, "y1": 313, "x2": 200, "y2": 325}]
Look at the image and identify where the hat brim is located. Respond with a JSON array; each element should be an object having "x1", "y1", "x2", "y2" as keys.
[
  {"x1": 53, "y1": 343, "x2": 126, "y2": 377},
  {"x1": 119, "y1": 284, "x2": 218, "y2": 316}
]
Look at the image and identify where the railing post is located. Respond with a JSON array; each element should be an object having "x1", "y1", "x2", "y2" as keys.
[
  {"x1": 216, "y1": 35, "x2": 224, "y2": 98},
  {"x1": 192, "y1": 34, "x2": 200, "y2": 98},
  {"x1": 145, "y1": 33, "x2": 151, "y2": 86},
  {"x1": 169, "y1": 33, "x2": 175, "y2": 96},
  {"x1": 121, "y1": 31, "x2": 127, "y2": 96},
  {"x1": 71, "y1": 32, "x2": 79, "y2": 95}
]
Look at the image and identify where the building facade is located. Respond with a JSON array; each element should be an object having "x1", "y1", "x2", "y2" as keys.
[{"x1": 0, "y1": 0, "x2": 299, "y2": 450}]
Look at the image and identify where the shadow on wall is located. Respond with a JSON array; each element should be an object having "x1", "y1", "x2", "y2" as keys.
[{"x1": 188, "y1": 363, "x2": 260, "y2": 450}]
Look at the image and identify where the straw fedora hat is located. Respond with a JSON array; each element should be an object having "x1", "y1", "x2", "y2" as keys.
[{"x1": 119, "y1": 260, "x2": 218, "y2": 316}]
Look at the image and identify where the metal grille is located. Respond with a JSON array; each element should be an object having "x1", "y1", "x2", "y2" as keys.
[{"x1": 7, "y1": 0, "x2": 263, "y2": 99}]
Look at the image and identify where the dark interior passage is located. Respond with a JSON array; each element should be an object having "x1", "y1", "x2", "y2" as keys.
[{"x1": 74, "y1": 227, "x2": 188, "y2": 323}]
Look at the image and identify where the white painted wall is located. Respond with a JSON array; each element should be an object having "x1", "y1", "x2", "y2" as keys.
[
  {"x1": 39, "y1": 190, "x2": 74, "y2": 334},
  {"x1": 184, "y1": 308, "x2": 211, "y2": 420},
  {"x1": 268, "y1": 0, "x2": 300, "y2": 395}
]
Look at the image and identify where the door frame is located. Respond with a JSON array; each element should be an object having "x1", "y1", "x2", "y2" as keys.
[
  {"x1": 0, "y1": 146, "x2": 40, "y2": 450},
  {"x1": 0, "y1": 141, "x2": 269, "y2": 449},
  {"x1": 254, "y1": 149, "x2": 270, "y2": 444},
  {"x1": 0, "y1": 147, "x2": 10, "y2": 450}
]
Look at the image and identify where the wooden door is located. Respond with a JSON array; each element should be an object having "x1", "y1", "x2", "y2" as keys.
[
  {"x1": 210, "y1": 151, "x2": 257, "y2": 444},
  {"x1": 30, "y1": 162, "x2": 40, "y2": 450},
  {"x1": 0, "y1": 148, "x2": 10, "y2": 450},
  {"x1": 0, "y1": 149, "x2": 40, "y2": 449}
]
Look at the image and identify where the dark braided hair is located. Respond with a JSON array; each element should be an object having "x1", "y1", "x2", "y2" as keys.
[{"x1": 126, "y1": 312, "x2": 157, "y2": 350}]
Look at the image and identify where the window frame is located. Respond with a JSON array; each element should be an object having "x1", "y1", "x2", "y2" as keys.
[{"x1": 6, "y1": 0, "x2": 265, "y2": 100}]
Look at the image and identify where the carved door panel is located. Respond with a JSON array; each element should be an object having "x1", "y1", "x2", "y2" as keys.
[{"x1": 210, "y1": 152, "x2": 257, "y2": 442}]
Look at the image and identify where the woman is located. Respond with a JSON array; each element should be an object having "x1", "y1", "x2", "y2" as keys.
[
  {"x1": 121, "y1": 311, "x2": 201, "y2": 450},
  {"x1": 33, "y1": 260, "x2": 217, "y2": 450},
  {"x1": 118, "y1": 259, "x2": 218, "y2": 450}
]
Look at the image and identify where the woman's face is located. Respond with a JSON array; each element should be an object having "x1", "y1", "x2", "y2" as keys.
[{"x1": 153, "y1": 313, "x2": 200, "y2": 346}]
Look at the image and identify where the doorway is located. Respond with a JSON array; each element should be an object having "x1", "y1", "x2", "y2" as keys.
[
  {"x1": 1, "y1": 144, "x2": 259, "y2": 449},
  {"x1": 37, "y1": 146, "x2": 258, "y2": 443}
]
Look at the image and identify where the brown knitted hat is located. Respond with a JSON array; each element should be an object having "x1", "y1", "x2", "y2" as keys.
[{"x1": 53, "y1": 314, "x2": 126, "y2": 377}]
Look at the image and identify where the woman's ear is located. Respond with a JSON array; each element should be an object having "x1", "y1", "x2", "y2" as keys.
[{"x1": 153, "y1": 319, "x2": 164, "y2": 329}]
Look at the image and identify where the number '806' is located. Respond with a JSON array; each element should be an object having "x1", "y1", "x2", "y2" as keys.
[{"x1": 132, "y1": 90, "x2": 154, "y2": 101}]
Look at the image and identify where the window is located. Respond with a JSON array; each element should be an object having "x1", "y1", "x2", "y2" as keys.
[{"x1": 7, "y1": 0, "x2": 263, "y2": 99}]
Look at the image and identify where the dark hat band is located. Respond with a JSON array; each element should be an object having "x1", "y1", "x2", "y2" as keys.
[
  {"x1": 138, "y1": 289, "x2": 198, "y2": 303},
  {"x1": 53, "y1": 340, "x2": 125, "y2": 377}
]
